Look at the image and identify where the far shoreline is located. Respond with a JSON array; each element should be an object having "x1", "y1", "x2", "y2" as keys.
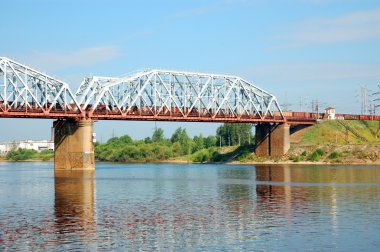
[{"x1": 1, "y1": 158, "x2": 380, "y2": 166}]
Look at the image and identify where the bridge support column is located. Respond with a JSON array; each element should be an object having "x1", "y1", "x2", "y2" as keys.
[
  {"x1": 53, "y1": 119, "x2": 95, "y2": 171},
  {"x1": 255, "y1": 123, "x2": 290, "y2": 157}
]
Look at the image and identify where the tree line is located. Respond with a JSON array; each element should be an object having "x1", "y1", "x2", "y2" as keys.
[
  {"x1": 95, "y1": 123, "x2": 254, "y2": 162},
  {"x1": 3, "y1": 123, "x2": 254, "y2": 162}
]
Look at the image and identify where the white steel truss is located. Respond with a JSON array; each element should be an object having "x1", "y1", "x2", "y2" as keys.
[
  {"x1": 0, "y1": 57, "x2": 83, "y2": 117},
  {"x1": 77, "y1": 69, "x2": 284, "y2": 121},
  {"x1": 0, "y1": 57, "x2": 284, "y2": 122}
]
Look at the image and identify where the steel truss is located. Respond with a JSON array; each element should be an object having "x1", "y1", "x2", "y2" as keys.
[
  {"x1": 0, "y1": 57, "x2": 284, "y2": 123},
  {"x1": 0, "y1": 57, "x2": 83, "y2": 118},
  {"x1": 76, "y1": 69, "x2": 285, "y2": 122}
]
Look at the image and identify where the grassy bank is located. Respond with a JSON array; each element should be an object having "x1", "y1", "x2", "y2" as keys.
[
  {"x1": 172, "y1": 120, "x2": 380, "y2": 164},
  {"x1": 302, "y1": 120, "x2": 380, "y2": 144},
  {"x1": 1, "y1": 149, "x2": 54, "y2": 161}
]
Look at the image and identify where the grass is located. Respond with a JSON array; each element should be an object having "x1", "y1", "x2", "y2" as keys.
[{"x1": 302, "y1": 120, "x2": 380, "y2": 144}]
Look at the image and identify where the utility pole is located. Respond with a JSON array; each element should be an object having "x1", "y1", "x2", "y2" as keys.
[
  {"x1": 305, "y1": 96, "x2": 309, "y2": 113},
  {"x1": 281, "y1": 92, "x2": 292, "y2": 112},
  {"x1": 368, "y1": 102, "x2": 375, "y2": 117},
  {"x1": 373, "y1": 84, "x2": 380, "y2": 115},
  {"x1": 312, "y1": 98, "x2": 319, "y2": 119},
  {"x1": 360, "y1": 85, "x2": 367, "y2": 115},
  {"x1": 316, "y1": 98, "x2": 319, "y2": 116},
  {"x1": 284, "y1": 92, "x2": 288, "y2": 111}
]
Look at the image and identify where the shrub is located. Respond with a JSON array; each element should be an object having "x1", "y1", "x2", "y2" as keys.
[
  {"x1": 315, "y1": 148, "x2": 325, "y2": 156},
  {"x1": 192, "y1": 149, "x2": 210, "y2": 163},
  {"x1": 236, "y1": 149, "x2": 251, "y2": 161},
  {"x1": 210, "y1": 151, "x2": 223, "y2": 162},
  {"x1": 308, "y1": 150, "x2": 322, "y2": 161},
  {"x1": 290, "y1": 156, "x2": 301, "y2": 162},
  {"x1": 6, "y1": 148, "x2": 37, "y2": 161},
  {"x1": 328, "y1": 152, "x2": 339, "y2": 159}
]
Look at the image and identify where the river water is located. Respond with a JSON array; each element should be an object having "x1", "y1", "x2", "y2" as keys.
[{"x1": 0, "y1": 162, "x2": 379, "y2": 251}]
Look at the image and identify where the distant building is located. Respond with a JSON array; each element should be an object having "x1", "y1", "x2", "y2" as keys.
[
  {"x1": 0, "y1": 140, "x2": 54, "y2": 155},
  {"x1": 325, "y1": 107, "x2": 336, "y2": 120}
]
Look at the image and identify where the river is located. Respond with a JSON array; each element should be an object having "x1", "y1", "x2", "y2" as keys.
[{"x1": 0, "y1": 162, "x2": 379, "y2": 251}]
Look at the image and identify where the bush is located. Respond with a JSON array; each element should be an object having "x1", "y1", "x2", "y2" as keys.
[
  {"x1": 290, "y1": 156, "x2": 301, "y2": 162},
  {"x1": 6, "y1": 148, "x2": 37, "y2": 161},
  {"x1": 210, "y1": 151, "x2": 223, "y2": 162},
  {"x1": 192, "y1": 149, "x2": 210, "y2": 163},
  {"x1": 308, "y1": 152, "x2": 320, "y2": 161},
  {"x1": 328, "y1": 152, "x2": 339, "y2": 159},
  {"x1": 236, "y1": 149, "x2": 251, "y2": 161},
  {"x1": 315, "y1": 149, "x2": 325, "y2": 156},
  {"x1": 301, "y1": 151, "x2": 307, "y2": 156}
]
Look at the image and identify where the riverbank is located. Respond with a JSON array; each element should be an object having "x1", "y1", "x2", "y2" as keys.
[
  {"x1": 2, "y1": 120, "x2": 379, "y2": 165},
  {"x1": 1, "y1": 143, "x2": 380, "y2": 165}
]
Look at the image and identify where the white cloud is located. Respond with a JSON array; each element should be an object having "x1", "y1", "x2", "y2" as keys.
[
  {"x1": 275, "y1": 8, "x2": 380, "y2": 46},
  {"x1": 24, "y1": 45, "x2": 121, "y2": 72}
]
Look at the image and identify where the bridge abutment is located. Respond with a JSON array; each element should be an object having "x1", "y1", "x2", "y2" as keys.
[
  {"x1": 255, "y1": 123, "x2": 290, "y2": 157},
  {"x1": 53, "y1": 119, "x2": 95, "y2": 171}
]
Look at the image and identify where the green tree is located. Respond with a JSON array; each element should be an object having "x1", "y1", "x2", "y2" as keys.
[
  {"x1": 216, "y1": 123, "x2": 253, "y2": 146},
  {"x1": 152, "y1": 128, "x2": 165, "y2": 142},
  {"x1": 192, "y1": 134, "x2": 205, "y2": 153},
  {"x1": 204, "y1": 135, "x2": 217, "y2": 148},
  {"x1": 171, "y1": 127, "x2": 192, "y2": 155},
  {"x1": 106, "y1": 135, "x2": 133, "y2": 147}
]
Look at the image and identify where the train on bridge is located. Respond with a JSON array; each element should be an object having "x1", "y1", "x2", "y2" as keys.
[
  {"x1": 282, "y1": 111, "x2": 380, "y2": 124},
  {"x1": 1, "y1": 100, "x2": 380, "y2": 123}
]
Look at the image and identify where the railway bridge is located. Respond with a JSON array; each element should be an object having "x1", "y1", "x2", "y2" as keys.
[{"x1": 1, "y1": 57, "x2": 378, "y2": 170}]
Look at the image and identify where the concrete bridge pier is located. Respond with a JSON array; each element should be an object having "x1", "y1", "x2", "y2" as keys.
[
  {"x1": 53, "y1": 119, "x2": 95, "y2": 171},
  {"x1": 255, "y1": 123, "x2": 290, "y2": 157}
]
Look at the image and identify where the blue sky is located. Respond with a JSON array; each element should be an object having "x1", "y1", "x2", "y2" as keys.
[{"x1": 1, "y1": 0, "x2": 380, "y2": 142}]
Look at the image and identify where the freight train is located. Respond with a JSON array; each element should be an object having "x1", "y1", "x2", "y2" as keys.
[{"x1": 282, "y1": 111, "x2": 380, "y2": 121}]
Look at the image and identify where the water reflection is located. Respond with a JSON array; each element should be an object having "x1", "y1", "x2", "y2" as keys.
[
  {"x1": 256, "y1": 164, "x2": 380, "y2": 184},
  {"x1": 54, "y1": 171, "x2": 95, "y2": 237},
  {"x1": 217, "y1": 167, "x2": 255, "y2": 218},
  {"x1": 255, "y1": 165, "x2": 380, "y2": 233},
  {"x1": 1, "y1": 164, "x2": 379, "y2": 250}
]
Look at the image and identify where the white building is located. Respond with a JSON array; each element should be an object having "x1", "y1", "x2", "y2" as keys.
[
  {"x1": 0, "y1": 140, "x2": 54, "y2": 154},
  {"x1": 325, "y1": 107, "x2": 336, "y2": 120}
]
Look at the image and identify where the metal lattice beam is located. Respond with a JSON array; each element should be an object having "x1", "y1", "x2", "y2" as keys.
[
  {"x1": 77, "y1": 69, "x2": 285, "y2": 122},
  {"x1": 0, "y1": 57, "x2": 285, "y2": 123},
  {"x1": 0, "y1": 57, "x2": 83, "y2": 118}
]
